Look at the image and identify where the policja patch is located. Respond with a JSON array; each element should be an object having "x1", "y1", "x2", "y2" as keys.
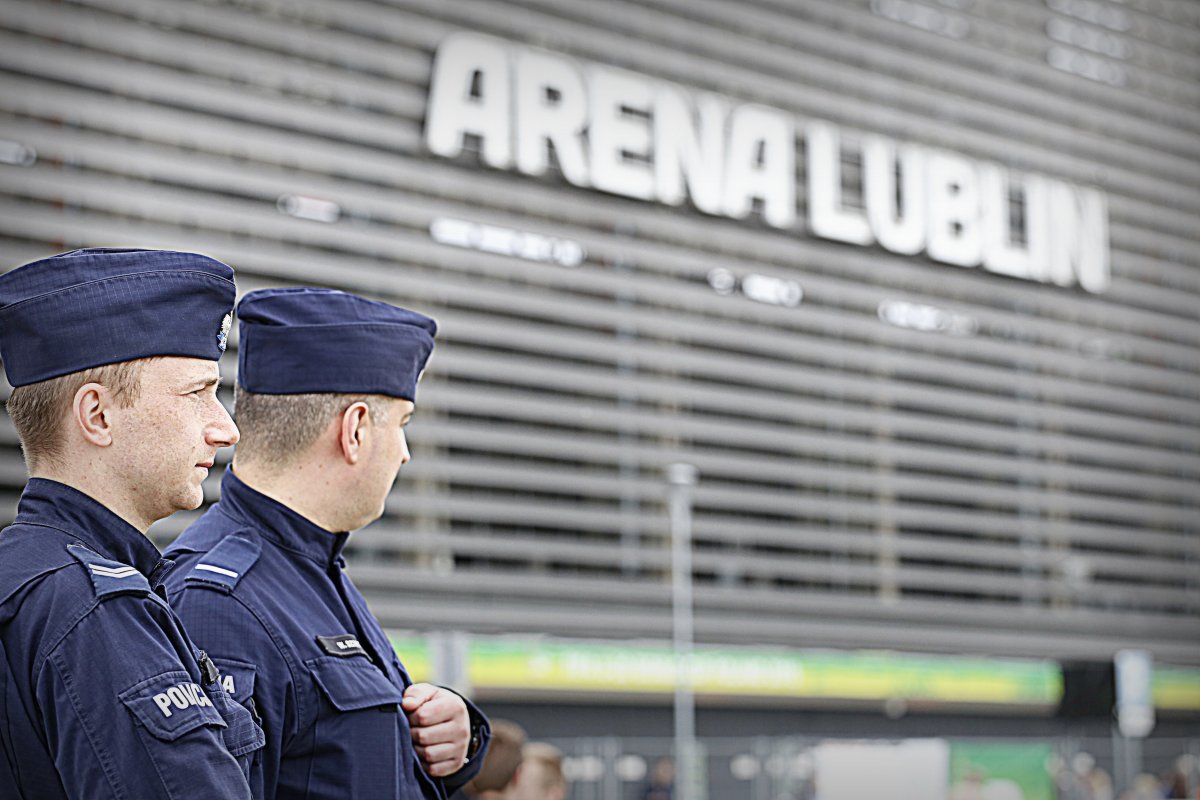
[
  {"x1": 152, "y1": 681, "x2": 213, "y2": 718},
  {"x1": 119, "y1": 670, "x2": 225, "y2": 739},
  {"x1": 210, "y1": 656, "x2": 257, "y2": 704}
]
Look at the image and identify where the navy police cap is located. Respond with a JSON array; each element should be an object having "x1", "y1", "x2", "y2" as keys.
[
  {"x1": 0, "y1": 248, "x2": 236, "y2": 387},
  {"x1": 236, "y1": 287, "x2": 436, "y2": 402}
]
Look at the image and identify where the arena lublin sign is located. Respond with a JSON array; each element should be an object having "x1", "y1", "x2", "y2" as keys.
[{"x1": 424, "y1": 32, "x2": 1110, "y2": 294}]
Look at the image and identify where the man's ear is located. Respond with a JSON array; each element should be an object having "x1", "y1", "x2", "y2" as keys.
[
  {"x1": 72, "y1": 382, "x2": 114, "y2": 447},
  {"x1": 339, "y1": 401, "x2": 371, "y2": 465}
]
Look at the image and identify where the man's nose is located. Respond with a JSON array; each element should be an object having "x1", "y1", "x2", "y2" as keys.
[{"x1": 208, "y1": 400, "x2": 240, "y2": 447}]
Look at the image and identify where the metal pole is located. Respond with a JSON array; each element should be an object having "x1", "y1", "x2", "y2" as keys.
[{"x1": 668, "y1": 463, "x2": 699, "y2": 800}]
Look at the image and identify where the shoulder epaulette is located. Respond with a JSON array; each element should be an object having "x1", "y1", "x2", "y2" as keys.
[
  {"x1": 184, "y1": 533, "x2": 261, "y2": 592},
  {"x1": 67, "y1": 543, "x2": 151, "y2": 599}
]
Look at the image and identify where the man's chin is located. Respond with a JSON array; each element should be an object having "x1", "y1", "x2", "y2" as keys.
[{"x1": 173, "y1": 485, "x2": 206, "y2": 513}]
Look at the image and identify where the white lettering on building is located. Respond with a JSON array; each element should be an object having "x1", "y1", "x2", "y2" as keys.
[{"x1": 425, "y1": 32, "x2": 1110, "y2": 294}]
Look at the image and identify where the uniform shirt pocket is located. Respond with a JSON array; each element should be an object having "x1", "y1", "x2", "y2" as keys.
[
  {"x1": 119, "y1": 670, "x2": 226, "y2": 741},
  {"x1": 307, "y1": 657, "x2": 404, "y2": 711},
  {"x1": 304, "y1": 658, "x2": 407, "y2": 799}
]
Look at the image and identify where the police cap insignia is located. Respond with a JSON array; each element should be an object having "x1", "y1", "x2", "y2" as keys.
[{"x1": 217, "y1": 313, "x2": 232, "y2": 352}]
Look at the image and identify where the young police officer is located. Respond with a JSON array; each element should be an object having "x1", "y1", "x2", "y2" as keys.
[
  {"x1": 163, "y1": 287, "x2": 489, "y2": 800},
  {"x1": 0, "y1": 248, "x2": 263, "y2": 799}
]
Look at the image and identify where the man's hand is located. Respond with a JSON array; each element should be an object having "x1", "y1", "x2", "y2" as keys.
[{"x1": 402, "y1": 683, "x2": 471, "y2": 777}]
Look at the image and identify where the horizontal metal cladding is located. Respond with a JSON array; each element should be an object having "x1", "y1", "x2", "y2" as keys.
[{"x1": 0, "y1": 0, "x2": 1197, "y2": 668}]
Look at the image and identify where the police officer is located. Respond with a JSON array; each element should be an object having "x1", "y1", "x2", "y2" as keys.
[
  {"x1": 0, "y1": 248, "x2": 264, "y2": 799},
  {"x1": 163, "y1": 287, "x2": 489, "y2": 800}
]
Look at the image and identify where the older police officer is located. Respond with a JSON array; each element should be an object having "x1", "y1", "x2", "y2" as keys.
[
  {"x1": 163, "y1": 287, "x2": 489, "y2": 800},
  {"x1": 0, "y1": 248, "x2": 264, "y2": 799}
]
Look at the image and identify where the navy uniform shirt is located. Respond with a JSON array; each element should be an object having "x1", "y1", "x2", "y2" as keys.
[
  {"x1": 0, "y1": 479, "x2": 264, "y2": 800},
  {"x1": 163, "y1": 469, "x2": 488, "y2": 800}
]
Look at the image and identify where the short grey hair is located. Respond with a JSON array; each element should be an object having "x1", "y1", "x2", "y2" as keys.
[{"x1": 232, "y1": 386, "x2": 391, "y2": 467}]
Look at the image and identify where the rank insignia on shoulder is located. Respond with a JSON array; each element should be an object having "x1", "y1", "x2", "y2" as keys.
[
  {"x1": 183, "y1": 533, "x2": 261, "y2": 591},
  {"x1": 67, "y1": 543, "x2": 151, "y2": 599}
]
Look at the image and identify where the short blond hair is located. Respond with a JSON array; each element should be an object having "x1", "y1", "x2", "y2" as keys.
[{"x1": 5, "y1": 360, "x2": 146, "y2": 473}]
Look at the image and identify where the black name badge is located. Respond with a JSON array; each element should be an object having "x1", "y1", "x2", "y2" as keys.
[{"x1": 316, "y1": 634, "x2": 368, "y2": 658}]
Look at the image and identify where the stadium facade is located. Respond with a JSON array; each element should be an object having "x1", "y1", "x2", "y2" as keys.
[{"x1": 2, "y1": 0, "x2": 1198, "y2": 761}]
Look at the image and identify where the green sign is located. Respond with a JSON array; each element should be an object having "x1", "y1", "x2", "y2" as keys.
[
  {"x1": 949, "y1": 742, "x2": 1055, "y2": 800},
  {"x1": 388, "y1": 632, "x2": 1200, "y2": 712},
  {"x1": 1153, "y1": 666, "x2": 1200, "y2": 711},
  {"x1": 389, "y1": 635, "x2": 433, "y2": 682},
  {"x1": 462, "y1": 639, "x2": 1061, "y2": 706}
]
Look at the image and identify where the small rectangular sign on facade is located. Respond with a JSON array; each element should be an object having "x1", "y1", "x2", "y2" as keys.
[{"x1": 1115, "y1": 649, "x2": 1155, "y2": 739}]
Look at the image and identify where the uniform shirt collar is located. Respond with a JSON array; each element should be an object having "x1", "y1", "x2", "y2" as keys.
[
  {"x1": 218, "y1": 468, "x2": 349, "y2": 567},
  {"x1": 15, "y1": 477, "x2": 169, "y2": 580}
]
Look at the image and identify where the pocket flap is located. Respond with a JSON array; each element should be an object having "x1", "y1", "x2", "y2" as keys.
[
  {"x1": 308, "y1": 657, "x2": 403, "y2": 712},
  {"x1": 207, "y1": 676, "x2": 265, "y2": 758},
  {"x1": 119, "y1": 670, "x2": 226, "y2": 742}
]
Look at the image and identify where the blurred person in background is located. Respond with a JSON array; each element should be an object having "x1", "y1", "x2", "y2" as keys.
[
  {"x1": 511, "y1": 742, "x2": 568, "y2": 800},
  {"x1": 163, "y1": 288, "x2": 488, "y2": 799},
  {"x1": 458, "y1": 719, "x2": 528, "y2": 799},
  {"x1": 1088, "y1": 767, "x2": 1115, "y2": 800},
  {"x1": 1159, "y1": 757, "x2": 1192, "y2": 800},
  {"x1": 1057, "y1": 752, "x2": 1101, "y2": 800},
  {"x1": 1118, "y1": 773, "x2": 1166, "y2": 800},
  {"x1": 640, "y1": 756, "x2": 675, "y2": 800}
]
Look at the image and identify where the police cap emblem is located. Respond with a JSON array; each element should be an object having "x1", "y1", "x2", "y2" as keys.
[{"x1": 217, "y1": 313, "x2": 232, "y2": 352}]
